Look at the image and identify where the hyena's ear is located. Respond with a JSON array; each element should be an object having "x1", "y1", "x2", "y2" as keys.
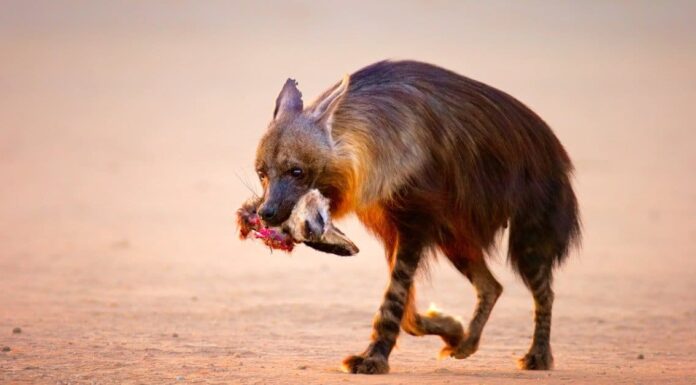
[
  {"x1": 273, "y1": 78, "x2": 303, "y2": 120},
  {"x1": 307, "y1": 74, "x2": 350, "y2": 126}
]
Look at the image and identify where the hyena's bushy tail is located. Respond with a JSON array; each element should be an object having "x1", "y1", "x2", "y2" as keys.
[{"x1": 508, "y1": 171, "x2": 581, "y2": 279}]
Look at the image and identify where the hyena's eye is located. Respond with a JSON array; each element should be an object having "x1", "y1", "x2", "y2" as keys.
[
  {"x1": 289, "y1": 167, "x2": 303, "y2": 178},
  {"x1": 256, "y1": 169, "x2": 267, "y2": 180}
]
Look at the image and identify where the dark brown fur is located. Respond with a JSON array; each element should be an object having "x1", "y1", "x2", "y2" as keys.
[{"x1": 253, "y1": 60, "x2": 580, "y2": 374}]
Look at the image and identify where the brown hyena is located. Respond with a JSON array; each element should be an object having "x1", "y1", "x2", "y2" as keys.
[{"x1": 249, "y1": 60, "x2": 580, "y2": 374}]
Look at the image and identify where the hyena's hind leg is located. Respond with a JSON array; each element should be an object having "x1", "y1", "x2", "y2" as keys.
[
  {"x1": 510, "y1": 227, "x2": 560, "y2": 370},
  {"x1": 515, "y1": 255, "x2": 554, "y2": 370},
  {"x1": 510, "y1": 177, "x2": 580, "y2": 370},
  {"x1": 444, "y1": 255, "x2": 503, "y2": 359},
  {"x1": 401, "y1": 287, "x2": 465, "y2": 354}
]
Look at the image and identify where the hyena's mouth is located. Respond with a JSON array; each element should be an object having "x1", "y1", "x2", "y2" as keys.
[
  {"x1": 236, "y1": 190, "x2": 358, "y2": 256},
  {"x1": 236, "y1": 201, "x2": 295, "y2": 252}
]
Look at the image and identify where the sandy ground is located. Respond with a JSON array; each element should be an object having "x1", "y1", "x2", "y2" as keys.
[{"x1": 1, "y1": 2, "x2": 695, "y2": 384}]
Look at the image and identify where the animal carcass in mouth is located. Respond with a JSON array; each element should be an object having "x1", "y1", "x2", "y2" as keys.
[{"x1": 237, "y1": 189, "x2": 359, "y2": 256}]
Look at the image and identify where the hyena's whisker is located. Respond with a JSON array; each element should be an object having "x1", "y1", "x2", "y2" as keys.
[{"x1": 234, "y1": 171, "x2": 259, "y2": 198}]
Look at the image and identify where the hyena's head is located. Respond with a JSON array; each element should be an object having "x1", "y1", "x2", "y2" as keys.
[{"x1": 255, "y1": 75, "x2": 349, "y2": 226}]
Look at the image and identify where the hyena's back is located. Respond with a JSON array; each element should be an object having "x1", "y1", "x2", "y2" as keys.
[{"x1": 327, "y1": 60, "x2": 580, "y2": 269}]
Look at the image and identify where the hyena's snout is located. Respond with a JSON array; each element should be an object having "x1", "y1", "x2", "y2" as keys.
[
  {"x1": 257, "y1": 204, "x2": 277, "y2": 222},
  {"x1": 258, "y1": 181, "x2": 300, "y2": 226},
  {"x1": 257, "y1": 196, "x2": 293, "y2": 226},
  {"x1": 258, "y1": 200, "x2": 296, "y2": 226}
]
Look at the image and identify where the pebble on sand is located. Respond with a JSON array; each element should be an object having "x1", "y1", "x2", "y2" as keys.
[
  {"x1": 172, "y1": 333, "x2": 179, "y2": 338},
  {"x1": 176, "y1": 375, "x2": 185, "y2": 381},
  {"x1": 2, "y1": 346, "x2": 11, "y2": 352},
  {"x1": 12, "y1": 327, "x2": 22, "y2": 334},
  {"x1": 637, "y1": 353, "x2": 645, "y2": 360}
]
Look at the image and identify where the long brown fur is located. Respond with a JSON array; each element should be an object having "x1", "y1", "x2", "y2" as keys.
[{"x1": 251, "y1": 60, "x2": 580, "y2": 374}]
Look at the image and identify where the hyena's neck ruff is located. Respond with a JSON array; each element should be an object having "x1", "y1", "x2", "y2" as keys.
[{"x1": 260, "y1": 60, "x2": 580, "y2": 374}]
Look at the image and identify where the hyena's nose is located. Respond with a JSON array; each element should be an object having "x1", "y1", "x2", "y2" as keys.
[{"x1": 258, "y1": 206, "x2": 277, "y2": 221}]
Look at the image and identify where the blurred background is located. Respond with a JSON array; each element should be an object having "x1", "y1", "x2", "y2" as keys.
[{"x1": 1, "y1": 1, "x2": 694, "y2": 384}]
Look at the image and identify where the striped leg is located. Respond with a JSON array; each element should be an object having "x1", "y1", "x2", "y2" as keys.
[
  {"x1": 517, "y1": 264, "x2": 554, "y2": 370},
  {"x1": 445, "y1": 257, "x2": 503, "y2": 359},
  {"x1": 341, "y1": 240, "x2": 422, "y2": 374},
  {"x1": 401, "y1": 287, "x2": 465, "y2": 352}
]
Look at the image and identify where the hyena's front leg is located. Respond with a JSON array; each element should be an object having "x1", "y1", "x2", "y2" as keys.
[{"x1": 342, "y1": 240, "x2": 422, "y2": 374}]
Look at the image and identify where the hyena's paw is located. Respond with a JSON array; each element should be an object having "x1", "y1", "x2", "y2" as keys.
[
  {"x1": 421, "y1": 308, "x2": 466, "y2": 359},
  {"x1": 341, "y1": 354, "x2": 389, "y2": 374},
  {"x1": 442, "y1": 334, "x2": 479, "y2": 360},
  {"x1": 517, "y1": 347, "x2": 554, "y2": 370}
]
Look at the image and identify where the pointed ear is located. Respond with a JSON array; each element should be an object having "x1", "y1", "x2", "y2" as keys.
[
  {"x1": 274, "y1": 78, "x2": 303, "y2": 120},
  {"x1": 308, "y1": 74, "x2": 350, "y2": 123}
]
